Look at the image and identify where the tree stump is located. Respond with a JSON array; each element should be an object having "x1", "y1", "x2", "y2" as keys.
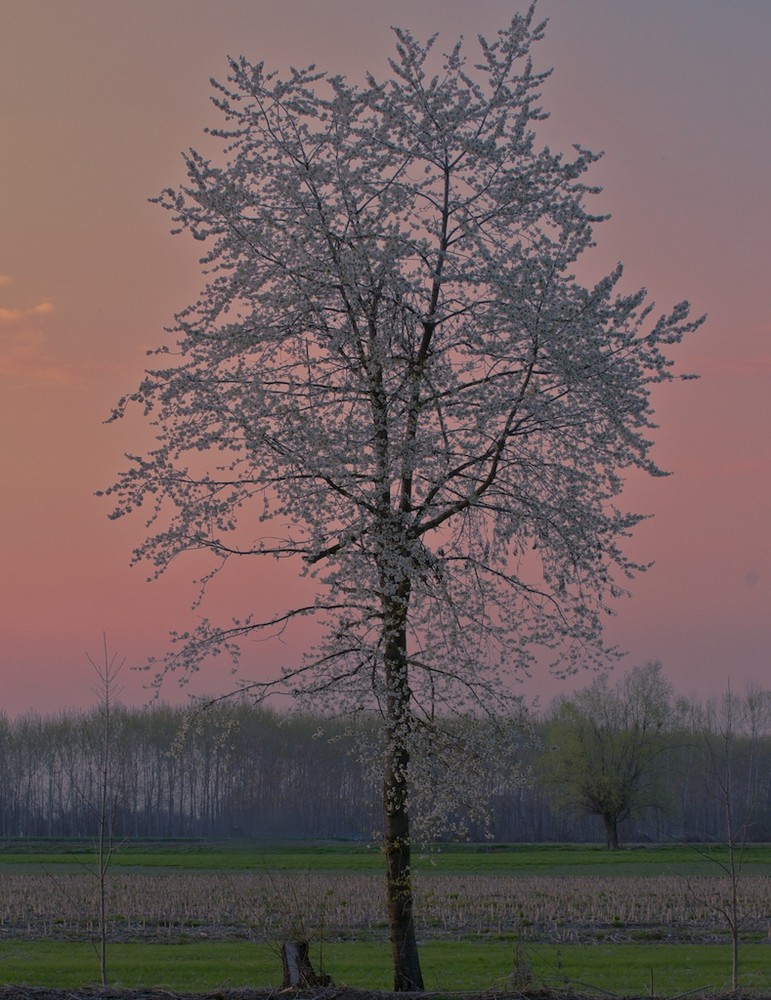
[{"x1": 280, "y1": 940, "x2": 331, "y2": 988}]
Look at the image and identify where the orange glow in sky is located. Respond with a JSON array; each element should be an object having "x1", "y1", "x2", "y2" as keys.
[{"x1": 1, "y1": 0, "x2": 769, "y2": 715}]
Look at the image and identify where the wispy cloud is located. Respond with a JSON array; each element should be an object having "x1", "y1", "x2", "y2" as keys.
[
  {"x1": 0, "y1": 301, "x2": 54, "y2": 325},
  {"x1": 0, "y1": 294, "x2": 73, "y2": 385}
]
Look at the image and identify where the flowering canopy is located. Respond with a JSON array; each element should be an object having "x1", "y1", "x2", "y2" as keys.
[{"x1": 106, "y1": 13, "x2": 700, "y2": 716}]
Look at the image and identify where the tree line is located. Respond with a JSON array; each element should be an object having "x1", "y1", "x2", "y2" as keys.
[{"x1": 2, "y1": 664, "x2": 769, "y2": 846}]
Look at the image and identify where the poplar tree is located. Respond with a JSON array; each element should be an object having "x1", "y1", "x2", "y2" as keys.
[{"x1": 104, "y1": 4, "x2": 702, "y2": 988}]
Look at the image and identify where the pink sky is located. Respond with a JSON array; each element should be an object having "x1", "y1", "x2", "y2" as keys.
[{"x1": 1, "y1": 0, "x2": 769, "y2": 716}]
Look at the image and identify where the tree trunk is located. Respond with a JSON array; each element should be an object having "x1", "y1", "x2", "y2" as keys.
[
  {"x1": 383, "y1": 586, "x2": 424, "y2": 992},
  {"x1": 384, "y1": 746, "x2": 423, "y2": 991},
  {"x1": 603, "y1": 813, "x2": 620, "y2": 850},
  {"x1": 281, "y1": 940, "x2": 330, "y2": 988}
]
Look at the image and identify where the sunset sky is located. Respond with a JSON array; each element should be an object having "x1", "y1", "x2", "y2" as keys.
[{"x1": 1, "y1": 0, "x2": 769, "y2": 717}]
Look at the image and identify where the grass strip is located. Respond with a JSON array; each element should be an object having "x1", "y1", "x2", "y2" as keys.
[
  {"x1": 2, "y1": 841, "x2": 771, "y2": 876},
  {"x1": 0, "y1": 940, "x2": 769, "y2": 994}
]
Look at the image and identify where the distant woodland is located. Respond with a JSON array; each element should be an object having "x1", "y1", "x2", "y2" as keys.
[{"x1": 2, "y1": 682, "x2": 770, "y2": 845}]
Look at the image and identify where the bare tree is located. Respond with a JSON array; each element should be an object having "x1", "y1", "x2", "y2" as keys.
[
  {"x1": 708, "y1": 688, "x2": 743, "y2": 993},
  {"x1": 103, "y1": 5, "x2": 702, "y2": 989},
  {"x1": 687, "y1": 685, "x2": 767, "y2": 992},
  {"x1": 84, "y1": 635, "x2": 124, "y2": 987}
]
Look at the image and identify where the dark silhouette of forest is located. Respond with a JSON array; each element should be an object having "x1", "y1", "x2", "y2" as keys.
[{"x1": 2, "y1": 681, "x2": 769, "y2": 845}]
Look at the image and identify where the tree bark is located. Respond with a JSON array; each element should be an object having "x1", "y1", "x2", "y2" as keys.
[{"x1": 383, "y1": 587, "x2": 424, "y2": 992}]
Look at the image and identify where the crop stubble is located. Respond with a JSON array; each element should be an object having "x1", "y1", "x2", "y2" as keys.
[{"x1": 1, "y1": 872, "x2": 768, "y2": 944}]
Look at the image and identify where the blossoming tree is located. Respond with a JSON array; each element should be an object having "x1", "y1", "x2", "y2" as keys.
[{"x1": 104, "y1": 4, "x2": 702, "y2": 989}]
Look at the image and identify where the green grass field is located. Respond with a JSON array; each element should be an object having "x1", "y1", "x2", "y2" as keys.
[
  {"x1": 0, "y1": 939, "x2": 768, "y2": 994},
  {"x1": 2, "y1": 838, "x2": 769, "y2": 875}
]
